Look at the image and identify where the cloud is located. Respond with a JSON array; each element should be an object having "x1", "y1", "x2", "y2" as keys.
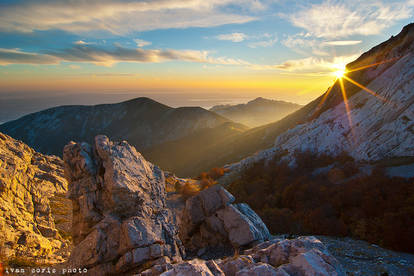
[
  {"x1": 281, "y1": 34, "x2": 327, "y2": 56},
  {"x1": 74, "y1": 40, "x2": 96, "y2": 45},
  {"x1": 74, "y1": 40, "x2": 87, "y2": 45},
  {"x1": 0, "y1": 45, "x2": 363, "y2": 78},
  {"x1": 216, "y1": 32, "x2": 278, "y2": 47},
  {"x1": 270, "y1": 54, "x2": 360, "y2": 73},
  {"x1": 247, "y1": 34, "x2": 277, "y2": 48},
  {"x1": 0, "y1": 0, "x2": 258, "y2": 34},
  {"x1": 134, "y1": 39, "x2": 152, "y2": 47},
  {"x1": 281, "y1": 34, "x2": 359, "y2": 56},
  {"x1": 217, "y1": 33, "x2": 247, "y2": 42},
  {"x1": 0, "y1": 48, "x2": 59, "y2": 65},
  {"x1": 0, "y1": 45, "x2": 251, "y2": 67},
  {"x1": 322, "y1": 40, "x2": 362, "y2": 46},
  {"x1": 282, "y1": 35, "x2": 316, "y2": 49},
  {"x1": 285, "y1": 0, "x2": 414, "y2": 38}
]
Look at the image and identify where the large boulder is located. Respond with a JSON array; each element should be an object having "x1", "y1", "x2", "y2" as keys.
[
  {"x1": 63, "y1": 135, "x2": 183, "y2": 275},
  {"x1": 180, "y1": 184, "x2": 271, "y2": 258}
]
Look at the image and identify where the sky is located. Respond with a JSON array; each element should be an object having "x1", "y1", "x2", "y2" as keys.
[{"x1": 0, "y1": 0, "x2": 413, "y2": 122}]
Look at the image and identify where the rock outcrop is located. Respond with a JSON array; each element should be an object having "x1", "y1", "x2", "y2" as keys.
[
  {"x1": 63, "y1": 135, "x2": 345, "y2": 275},
  {"x1": 180, "y1": 184, "x2": 271, "y2": 258},
  {"x1": 0, "y1": 132, "x2": 69, "y2": 263},
  {"x1": 63, "y1": 135, "x2": 183, "y2": 275}
]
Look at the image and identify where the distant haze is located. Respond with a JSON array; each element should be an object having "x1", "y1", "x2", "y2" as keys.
[{"x1": 0, "y1": 91, "x2": 302, "y2": 124}]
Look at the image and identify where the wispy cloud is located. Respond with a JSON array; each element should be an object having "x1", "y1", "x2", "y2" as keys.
[
  {"x1": 215, "y1": 32, "x2": 278, "y2": 47},
  {"x1": 0, "y1": 45, "x2": 251, "y2": 67},
  {"x1": 282, "y1": 34, "x2": 361, "y2": 57},
  {"x1": 216, "y1": 33, "x2": 247, "y2": 42},
  {"x1": 281, "y1": 34, "x2": 329, "y2": 56},
  {"x1": 271, "y1": 54, "x2": 360, "y2": 73},
  {"x1": 248, "y1": 34, "x2": 277, "y2": 48},
  {"x1": 134, "y1": 39, "x2": 152, "y2": 47},
  {"x1": 74, "y1": 40, "x2": 87, "y2": 45},
  {"x1": 322, "y1": 40, "x2": 362, "y2": 46},
  {"x1": 285, "y1": 0, "x2": 414, "y2": 38},
  {"x1": 0, "y1": 48, "x2": 59, "y2": 65},
  {"x1": 0, "y1": 44, "x2": 362, "y2": 77},
  {"x1": 0, "y1": 0, "x2": 258, "y2": 34},
  {"x1": 248, "y1": 54, "x2": 360, "y2": 74}
]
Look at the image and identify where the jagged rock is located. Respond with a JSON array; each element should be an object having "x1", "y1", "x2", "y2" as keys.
[
  {"x1": 149, "y1": 237, "x2": 344, "y2": 276},
  {"x1": 161, "y1": 259, "x2": 224, "y2": 276},
  {"x1": 0, "y1": 132, "x2": 70, "y2": 263},
  {"x1": 236, "y1": 263, "x2": 281, "y2": 276},
  {"x1": 63, "y1": 135, "x2": 183, "y2": 275},
  {"x1": 180, "y1": 184, "x2": 270, "y2": 257},
  {"x1": 242, "y1": 236, "x2": 346, "y2": 276}
]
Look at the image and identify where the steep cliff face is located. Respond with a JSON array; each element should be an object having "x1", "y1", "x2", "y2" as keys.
[{"x1": 0, "y1": 132, "x2": 70, "y2": 263}]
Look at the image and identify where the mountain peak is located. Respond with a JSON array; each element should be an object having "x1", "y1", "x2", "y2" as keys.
[{"x1": 247, "y1": 97, "x2": 268, "y2": 104}]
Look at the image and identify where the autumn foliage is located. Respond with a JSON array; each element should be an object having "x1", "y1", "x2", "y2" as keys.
[
  {"x1": 179, "y1": 167, "x2": 228, "y2": 199},
  {"x1": 228, "y1": 151, "x2": 414, "y2": 253}
]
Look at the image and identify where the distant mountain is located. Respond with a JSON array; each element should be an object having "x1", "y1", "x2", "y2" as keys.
[
  {"x1": 210, "y1": 97, "x2": 302, "y2": 127},
  {"x1": 0, "y1": 97, "x2": 239, "y2": 156}
]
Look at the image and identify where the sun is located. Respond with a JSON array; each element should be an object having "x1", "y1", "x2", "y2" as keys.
[
  {"x1": 334, "y1": 69, "x2": 346, "y2": 78},
  {"x1": 332, "y1": 63, "x2": 347, "y2": 79}
]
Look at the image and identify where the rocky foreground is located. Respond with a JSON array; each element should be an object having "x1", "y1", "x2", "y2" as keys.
[
  {"x1": 0, "y1": 132, "x2": 70, "y2": 264},
  {"x1": 0, "y1": 133, "x2": 413, "y2": 275},
  {"x1": 62, "y1": 135, "x2": 345, "y2": 275}
]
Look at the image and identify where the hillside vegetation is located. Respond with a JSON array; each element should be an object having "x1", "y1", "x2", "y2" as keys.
[{"x1": 228, "y1": 151, "x2": 414, "y2": 253}]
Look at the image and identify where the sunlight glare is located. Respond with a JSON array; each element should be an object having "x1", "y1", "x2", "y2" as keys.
[
  {"x1": 334, "y1": 69, "x2": 346, "y2": 78},
  {"x1": 332, "y1": 63, "x2": 347, "y2": 79}
]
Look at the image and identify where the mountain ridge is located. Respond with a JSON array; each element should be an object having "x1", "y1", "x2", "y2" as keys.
[
  {"x1": 0, "y1": 97, "x2": 240, "y2": 158},
  {"x1": 210, "y1": 97, "x2": 302, "y2": 127}
]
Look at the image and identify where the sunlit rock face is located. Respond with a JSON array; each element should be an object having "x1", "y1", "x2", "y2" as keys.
[
  {"x1": 0, "y1": 132, "x2": 70, "y2": 263},
  {"x1": 63, "y1": 135, "x2": 184, "y2": 275}
]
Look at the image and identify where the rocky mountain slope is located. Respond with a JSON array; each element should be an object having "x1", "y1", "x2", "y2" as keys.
[
  {"x1": 60, "y1": 135, "x2": 345, "y2": 275},
  {"x1": 210, "y1": 97, "x2": 302, "y2": 127},
  {"x1": 0, "y1": 132, "x2": 70, "y2": 264},
  {"x1": 0, "y1": 97, "x2": 238, "y2": 156},
  {"x1": 223, "y1": 23, "x2": 414, "y2": 177}
]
